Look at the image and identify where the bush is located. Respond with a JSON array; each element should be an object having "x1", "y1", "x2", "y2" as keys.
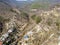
[
  {"x1": 21, "y1": 12, "x2": 29, "y2": 21},
  {"x1": 31, "y1": 15, "x2": 36, "y2": 20},
  {"x1": 31, "y1": 15, "x2": 42, "y2": 24},
  {"x1": 56, "y1": 18, "x2": 60, "y2": 26},
  {"x1": 0, "y1": 16, "x2": 4, "y2": 22},
  {"x1": 35, "y1": 16, "x2": 42, "y2": 24},
  {"x1": 47, "y1": 21, "x2": 51, "y2": 26}
]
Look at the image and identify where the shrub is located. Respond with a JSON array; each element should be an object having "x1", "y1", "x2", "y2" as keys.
[
  {"x1": 55, "y1": 18, "x2": 60, "y2": 27},
  {"x1": 31, "y1": 15, "x2": 42, "y2": 24},
  {"x1": 35, "y1": 16, "x2": 42, "y2": 24},
  {"x1": 31, "y1": 15, "x2": 36, "y2": 20},
  {"x1": 47, "y1": 21, "x2": 51, "y2": 26},
  {"x1": 0, "y1": 16, "x2": 4, "y2": 22},
  {"x1": 21, "y1": 12, "x2": 29, "y2": 21}
]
